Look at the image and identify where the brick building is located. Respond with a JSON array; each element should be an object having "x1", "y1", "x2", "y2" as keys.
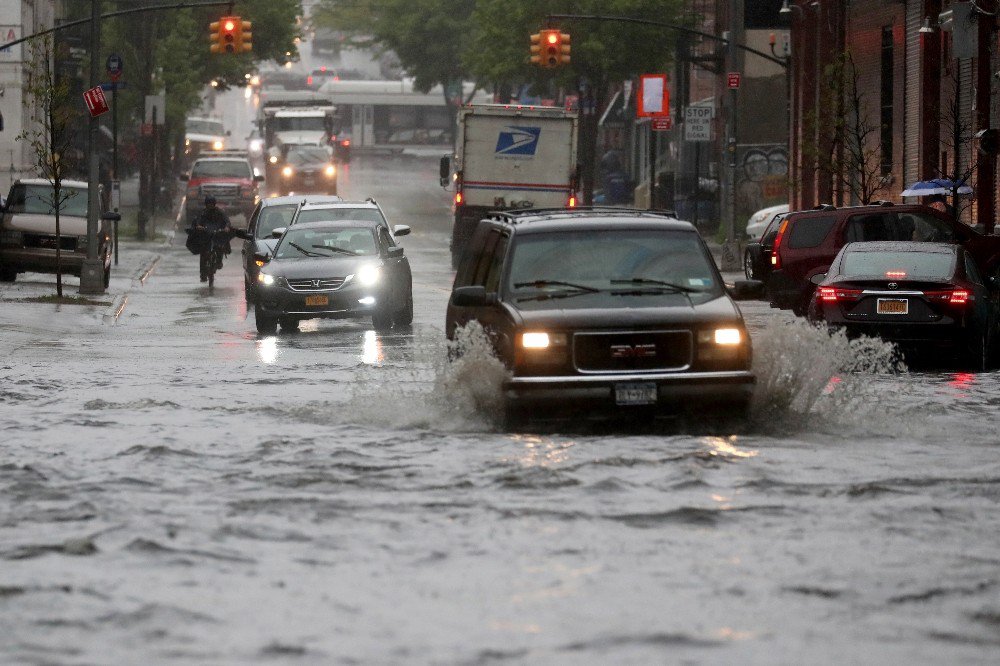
[{"x1": 789, "y1": 0, "x2": 999, "y2": 232}]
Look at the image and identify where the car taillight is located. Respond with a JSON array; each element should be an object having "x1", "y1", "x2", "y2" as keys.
[
  {"x1": 925, "y1": 289, "x2": 971, "y2": 305},
  {"x1": 455, "y1": 191, "x2": 463, "y2": 205},
  {"x1": 568, "y1": 195, "x2": 577, "y2": 208},
  {"x1": 818, "y1": 287, "x2": 862, "y2": 302},
  {"x1": 341, "y1": 139, "x2": 350, "y2": 147},
  {"x1": 771, "y1": 218, "x2": 789, "y2": 269},
  {"x1": 307, "y1": 76, "x2": 313, "y2": 86}
]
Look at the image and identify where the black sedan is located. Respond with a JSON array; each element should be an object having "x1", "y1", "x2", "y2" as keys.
[
  {"x1": 809, "y1": 241, "x2": 999, "y2": 368},
  {"x1": 254, "y1": 220, "x2": 412, "y2": 334}
]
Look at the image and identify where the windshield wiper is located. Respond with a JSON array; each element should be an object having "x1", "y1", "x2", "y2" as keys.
[
  {"x1": 311, "y1": 244, "x2": 356, "y2": 255},
  {"x1": 514, "y1": 279, "x2": 600, "y2": 293},
  {"x1": 610, "y1": 277, "x2": 701, "y2": 293},
  {"x1": 516, "y1": 289, "x2": 602, "y2": 303},
  {"x1": 287, "y1": 241, "x2": 325, "y2": 257}
]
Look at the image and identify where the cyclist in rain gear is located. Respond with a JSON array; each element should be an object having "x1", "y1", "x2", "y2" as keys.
[{"x1": 192, "y1": 195, "x2": 233, "y2": 282}]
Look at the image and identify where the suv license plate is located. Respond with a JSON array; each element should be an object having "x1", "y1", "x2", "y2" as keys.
[
  {"x1": 615, "y1": 382, "x2": 657, "y2": 406},
  {"x1": 305, "y1": 295, "x2": 329, "y2": 307},
  {"x1": 877, "y1": 298, "x2": 908, "y2": 315}
]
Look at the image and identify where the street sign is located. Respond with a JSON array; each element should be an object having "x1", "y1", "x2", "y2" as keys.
[
  {"x1": 106, "y1": 53, "x2": 124, "y2": 82},
  {"x1": 727, "y1": 72, "x2": 741, "y2": 89},
  {"x1": 0, "y1": 26, "x2": 22, "y2": 62},
  {"x1": 652, "y1": 117, "x2": 672, "y2": 131},
  {"x1": 100, "y1": 82, "x2": 128, "y2": 92},
  {"x1": 83, "y1": 86, "x2": 110, "y2": 117},
  {"x1": 684, "y1": 106, "x2": 713, "y2": 142},
  {"x1": 637, "y1": 74, "x2": 670, "y2": 118}
]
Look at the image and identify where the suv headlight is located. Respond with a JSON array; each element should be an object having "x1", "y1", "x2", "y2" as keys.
[
  {"x1": 257, "y1": 273, "x2": 278, "y2": 286},
  {"x1": 697, "y1": 327, "x2": 748, "y2": 362},
  {"x1": 0, "y1": 230, "x2": 23, "y2": 246}
]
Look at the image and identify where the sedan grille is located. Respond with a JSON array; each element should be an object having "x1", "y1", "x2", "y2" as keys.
[
  {"x1": 573, "y1": 330, "x2": 692, "y2": 373},
  {"x1": 24, "y1": 233, "x2": 77, "y2": 251},
  {"x1": 286, "y1": 277, "x2": 346, "y2": 292}
]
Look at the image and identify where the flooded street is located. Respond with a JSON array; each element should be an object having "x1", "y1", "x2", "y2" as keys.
[{"x1": 1, "y1": 152, "x2": 998, "y2": 664}]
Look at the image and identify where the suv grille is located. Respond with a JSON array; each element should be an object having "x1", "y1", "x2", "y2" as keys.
[
  {"x1": 200, "y1": 184, "x2": 240, "y2": 199},
  {"x1": 573, "y1": 331, "x2": 692, "y2": 373},
  {"x1": 286, "y1": 277, "x2": 346, "y2": 291}
]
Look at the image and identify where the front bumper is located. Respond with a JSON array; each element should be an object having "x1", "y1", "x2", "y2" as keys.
[
  {"x1": 255, "y1": 282, "x2": 382, "y2": 319},
  {"x1": 504, "y1": 370, "x2": 755, "y2": 410}
]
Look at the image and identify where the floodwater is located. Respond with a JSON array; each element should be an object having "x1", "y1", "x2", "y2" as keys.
[{"x1": 1, "y1": 145, "x2": 999, "y2": 663}]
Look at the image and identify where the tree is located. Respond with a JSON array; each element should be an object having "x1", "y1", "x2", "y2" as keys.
[
  {"x1": 18, "y1": 37, "x2": 79, "y2": 297},
  {"x1": 805, "y1": 52, "x2": 886, "y2": 205}
]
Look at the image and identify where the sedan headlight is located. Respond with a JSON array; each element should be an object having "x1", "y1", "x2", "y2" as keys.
[
  {"x1": 212, "y1": 140, "x2": 224, "y2": 151},
  {"x1": 325, "y1": 164, "x2": 336, "y2": 177},
  {"x1": 282, "y1": 166, "x2": 294, "y2": 178},
  {"x1": 355, "y1": 264, "x2": 380, "y2": 286},
  {"x1": 257, "y1": 273, "x2": 276, "y2": 286},
  {"x1": 269, "y1": 155, "x2": 278, "y2": 164}
]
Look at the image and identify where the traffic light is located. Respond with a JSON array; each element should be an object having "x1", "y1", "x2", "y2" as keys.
[
  {"x1": 238, "y1": 19, "x2": 253, "y2": 53},
  {"x1": 539, "y1": 29, "x2": 570, "y2": 68},
  {"x1": 530, "y1": 32, "x2": 542, "y2": 66},
  {"x1": 210, "y1": 16, "x2": 240, "y2": 54}
]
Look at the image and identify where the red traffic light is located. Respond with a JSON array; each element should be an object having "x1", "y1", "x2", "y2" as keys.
[{"x1": 224, "y1": 20, "x2": 235, "y2": 31}]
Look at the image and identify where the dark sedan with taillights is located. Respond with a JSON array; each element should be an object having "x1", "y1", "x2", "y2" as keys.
[
  {"x1": 445, "y1": 208, "x2": 764, "y2": 424},
  {"x1": 808, "y1": 241, "x2": 1000, "y2": 368},
  {"x1": 254, "y1": 220, "x2": 412, "y2": 334}
]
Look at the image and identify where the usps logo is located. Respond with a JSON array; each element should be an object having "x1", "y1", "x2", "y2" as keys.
[{"x1": 495, "y1": 126, "x2": 541, "y2": 156}]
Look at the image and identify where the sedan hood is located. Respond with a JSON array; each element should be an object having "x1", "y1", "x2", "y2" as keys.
[
  {"x1": 5, "y1": 213, "x2": 88, "y2": 235},
  {"x1": 511, "y1": 294, "x2": 744, "y2": 329},
  {"x1": 266, "y1": 255, "x2": 378, "y2": 279}
]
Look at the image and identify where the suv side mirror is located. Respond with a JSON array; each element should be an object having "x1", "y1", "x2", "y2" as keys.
[
  {"x1": 254, "y1": 174, "x2": 265, "y2": 182},
  {"x1": 730, "y1": 280, "x2": 765, "y2": 300},
  {"x1": 271, "y1": 227, "x2": 287, "y2": 239},
  {"x1": 387, "y1": 246, "x2": 404, "y2": 258},
  {"x1": 393, "y1": 225, "x2": 411, "y2": 237},
  {"x1": 253, "y1": 252, "x2": 270, "y2": 265},
  {"x1": 809, "y1": 273, "x2": 827, "y2": 286},
  {"x1": 452, "y1": 285, "x2": 492, "y2": 307},
  {"x1": 439, "y1": 155, "x2": 450, "y2": 187}
]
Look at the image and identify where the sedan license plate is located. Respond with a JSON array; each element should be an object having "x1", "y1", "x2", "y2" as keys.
[
  {"x1": 877, "y1": 298, "x2": 908, "y2": 315},
  {"x1": 304, "y1": 295, "x2": 329, "y2": 307},
  {"x1": 614, "y1": 382, "x2": 657, "y2": 406}
]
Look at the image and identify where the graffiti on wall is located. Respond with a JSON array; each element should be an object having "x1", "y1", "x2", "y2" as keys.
[{"x1": 736, "y1": 144, "x2": 788, "y2": 218}]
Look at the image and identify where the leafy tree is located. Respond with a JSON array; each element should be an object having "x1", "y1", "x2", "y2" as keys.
[{"x1": 18, "y1": 37, "x2": 79, "y2": 296}]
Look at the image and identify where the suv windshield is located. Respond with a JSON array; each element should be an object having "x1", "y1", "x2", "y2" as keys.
[
  {"x1": 191, "y1": 160, "x2": 251, "y2": 179},
  {"x1": 841, "y1": 250, "x2": 955, "y2": 279},
  {"x1": 507, "y1": 229, "x2": 722, "y2": 304},
  {"x1": 186, "y1": 119, "x2": 225, "y2": 135},
  {"x1": 6, "y1": 184, "x2": 88, "y2": 217},
  {"x1": 287, "y1": 147, "x2": 330, "y2": 166},
  {"x1": 256, "y1": 204, "x2": 297, "y2": 239},
  {"x1": 275, "y1": 226, "x2": 376, "y2": 259},
  {"x1": 295, "y1": 208, "x2": 385, "y2": 225}
]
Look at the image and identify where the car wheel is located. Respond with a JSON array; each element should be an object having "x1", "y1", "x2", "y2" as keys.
[
  {"x1": 254, "y1": 304, "x2": 278, "y2": 335},
  {"x1": 792, "y1": 288, "x2": 814, "y2": 318},
  {"x1": 372, "y1": 307, "x2": 393, "y2": 331},
  {"x1": 743, "y1": 250, "x2": 755, "y2": 280},
  {"x1": 278, "y1": 316, "x2": 299, "y2": 332},
  {"x1": 968, "y1": 331, "x2": 988, "y2": 372},
  {"x1": 1, "y1": 266, "x2": 17, "y2": 282},
  {"x1": 244, "y1": 277, "x2": 254, "y2": 303},
  {"x1": 393, "y1": 290, "x2": 413, "y2": 327}
]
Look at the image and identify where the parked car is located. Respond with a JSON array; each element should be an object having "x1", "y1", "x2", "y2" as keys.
[
  {"x1": 743, "y1": 211, "x2": 787, "y2": 282},
  {"x1": 809, "y1": 241, "x2": 999, "y2": 368},
  {"x1": 745, "y1": 203, "x2": 789, "y2": 240},
  {"x1": 241, "y1": 194, "x2": 343, "y2": 303},
  {"x1": 766, "y1": 202, "x2": 1000, "y2": 315},
  {"x1": 445, "y1": 208, "x2": 763, "y2": 424},
  {"x1": 181, "y1": 156, "x2": 264, "y2": 227},
  {"x1": 275, "y1": 145, "x2": 338, "y2": 196},
  {"x1": 0, "y1": 179, "x2": 116, "y2": 286},
  {"x1": 253, "y1": 219, "x2": 412, "y2": 334}
]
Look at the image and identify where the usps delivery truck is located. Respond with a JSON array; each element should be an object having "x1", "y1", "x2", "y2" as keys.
[{"x1": 442, "y1": 105, "x2": 579, "y2": 266}]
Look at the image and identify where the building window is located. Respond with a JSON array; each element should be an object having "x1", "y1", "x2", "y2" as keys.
[{"x1": 880, "y1": 26, "x2": 894, "y2": 176}]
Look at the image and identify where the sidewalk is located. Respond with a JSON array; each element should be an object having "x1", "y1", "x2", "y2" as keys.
[{"x1": 0, "y1": 240, "x2": 162, "y2": 328}]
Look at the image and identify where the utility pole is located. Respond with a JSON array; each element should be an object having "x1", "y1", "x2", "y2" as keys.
[
  {"x1": 80, "y1": 0, "x2": 105, "y2": 294},
  {"x1": 720, "y1": 0, "x2": 740, "y2": 271}
]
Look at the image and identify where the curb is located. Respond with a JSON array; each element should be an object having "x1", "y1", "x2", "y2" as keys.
[
  {"x1": 102, "y1": 293, "x2": 128, "y2": 325},
  {"x1": 132, "y1": 254, "x2": 161, "y2": 287}
]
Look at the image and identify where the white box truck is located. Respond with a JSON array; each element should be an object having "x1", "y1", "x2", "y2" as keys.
[{"x1": 441, "y1": 105, "x2": 579, "y2": 266}]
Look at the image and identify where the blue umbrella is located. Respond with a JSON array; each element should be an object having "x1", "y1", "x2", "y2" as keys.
[{"x1": 900, "y1": 178, "x2": 974, "y2": 197}]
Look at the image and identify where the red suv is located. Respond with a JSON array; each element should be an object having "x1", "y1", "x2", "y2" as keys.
[{"x1": 766, "y1": 203, "x2": 1000, "y2": 314}]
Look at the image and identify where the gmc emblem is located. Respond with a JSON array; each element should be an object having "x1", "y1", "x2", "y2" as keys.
[{"x1": 610, "y1": 343, "x2": 657, "y2": 359}]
